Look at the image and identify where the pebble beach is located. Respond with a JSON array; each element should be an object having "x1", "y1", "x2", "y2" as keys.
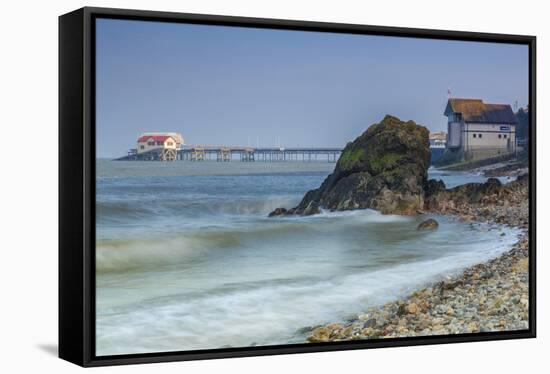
[{"x1": 307, "y1": 174, "x2": 530, "y2": 343}]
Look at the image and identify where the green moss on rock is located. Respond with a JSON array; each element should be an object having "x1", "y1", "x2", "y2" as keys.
[
  {"x1": 276, "y1": 114, "x2": 431, "y2": 216},
  {"x1": 338, "y1": 147, "x2": 365, "y2": 170},
  {"x1": 369, "y1": 152, "x2": 403, "y2": 174}
]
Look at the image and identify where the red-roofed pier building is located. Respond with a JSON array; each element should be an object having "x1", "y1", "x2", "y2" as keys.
[{"x1": 135, "y1": 132, "x2": 184, "y2": 161}]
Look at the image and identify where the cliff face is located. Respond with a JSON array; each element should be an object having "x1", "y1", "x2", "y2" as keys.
[{"x1": 274, "y1": 115, "x2": 430, "y2": 216}]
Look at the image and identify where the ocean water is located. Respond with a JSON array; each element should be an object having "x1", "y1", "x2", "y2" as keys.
[{"x1": 96, "y1": 160, "x2": 520, "y2": 355}]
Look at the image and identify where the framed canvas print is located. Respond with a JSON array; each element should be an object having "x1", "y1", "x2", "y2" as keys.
[{"x1": 59, "y1": 7, "x2": 536, "y2": 367}]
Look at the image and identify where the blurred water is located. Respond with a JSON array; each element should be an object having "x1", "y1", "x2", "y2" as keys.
[{"x1": 95, "y1": 160, "x2": 519, "y2": 355}]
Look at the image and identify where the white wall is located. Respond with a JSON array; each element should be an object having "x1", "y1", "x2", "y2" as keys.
[
  {"x1": 464, "y1": 123, "x2": 516, "y2": 150},
  {"x1": 448, "y1": 121, "x2": 462, "y2": 148},
  {"x1": 137, "y1": 137, "x2": 177, "y2": 153},
  {"x1": 0, "y1": 1, "x2": 547, "y2": 373}
]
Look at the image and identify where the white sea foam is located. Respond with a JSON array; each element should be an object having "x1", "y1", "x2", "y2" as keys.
[
  {"x1": 96, "y1": 220, "x2": 520, "y2": 355},
  {"x1": 96, "y1": 233, "x2": 245, "y2": 273},
  {"x1": 308, "y1": 208, "x2": 413, "y2": 222}
]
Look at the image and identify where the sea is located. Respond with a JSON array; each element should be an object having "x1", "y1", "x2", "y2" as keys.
[{"x1": 95, "y1": 159, "x2": 519, "y2": 355}]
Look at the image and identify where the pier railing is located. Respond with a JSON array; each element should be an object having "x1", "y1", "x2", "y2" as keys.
[
  {"x1": 180, "y1": 146, "x2": 343, "y2": 162},
  {"x1": 115, "y1": 146, "x2": 343, "y2": 162}
]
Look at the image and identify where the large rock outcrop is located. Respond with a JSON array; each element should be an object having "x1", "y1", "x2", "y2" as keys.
[{"x1": 272, "y1": 115, "x2": 430, "y2": 216}]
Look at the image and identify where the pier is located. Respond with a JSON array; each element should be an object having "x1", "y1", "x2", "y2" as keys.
[{"x1": 116, "y1": 146, "x2": 343, "y2": 162}]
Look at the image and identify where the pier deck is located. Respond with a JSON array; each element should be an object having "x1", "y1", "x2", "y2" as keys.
[{"x1": 115, "y1": 146, "x2": 343, "y2": 162}]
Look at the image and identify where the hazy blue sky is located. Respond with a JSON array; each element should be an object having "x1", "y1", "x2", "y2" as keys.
[{"x1": 96, "y1": 18, "x2": 529, "y2": 157}]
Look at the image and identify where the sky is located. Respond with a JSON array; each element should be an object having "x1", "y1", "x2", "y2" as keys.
[{"x1": 96, "y1": 18, "x2": 529, "y2": 158}]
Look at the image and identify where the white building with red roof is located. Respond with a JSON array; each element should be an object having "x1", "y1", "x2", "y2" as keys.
[{"x1": 136, "y1": 132, "x2": 184, "y2": 154}]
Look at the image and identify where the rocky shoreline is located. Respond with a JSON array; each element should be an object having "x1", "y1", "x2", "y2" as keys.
[{"x1": 306, "y1": 175, "x2": 530, "y2": 343}]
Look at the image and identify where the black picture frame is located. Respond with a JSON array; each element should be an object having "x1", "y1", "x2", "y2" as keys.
[{"x1": 59, "y1": 6, "x2": 536, "y2": 367}]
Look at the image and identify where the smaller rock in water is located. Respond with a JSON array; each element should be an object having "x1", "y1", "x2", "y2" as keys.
[
  {"x1": 417, "y1": 218, "x2": 439, "y2": 231},
  {"x1": 268, "y1": 207, "x2": 288, "y2": 217}
]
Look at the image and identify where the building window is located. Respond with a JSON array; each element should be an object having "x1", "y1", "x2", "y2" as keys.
[
  {"x1": 167, "y1": 142, "x2": 173, "y2": 146},
  {"x1": 147, "y1": 141, "x2": 154, "y2": 146},
  {"x1": 156, "y1": 141, "x2": 163, "y2": 146},
  {"x1": 498, "y1": 134, "x2": 502, "y2": 139},
  {"x1": 503, "y1": 134, "x2": 507, "y2": 139},
  {"x1": 479, "y1": 134, "x2": 483, "y2": 138},
  {"x1": 140, "y1": 145, "x2": 145, "y2": 150},
  {"x1": 473, "y1": 134, "x2": 477, "y2": 138}
]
